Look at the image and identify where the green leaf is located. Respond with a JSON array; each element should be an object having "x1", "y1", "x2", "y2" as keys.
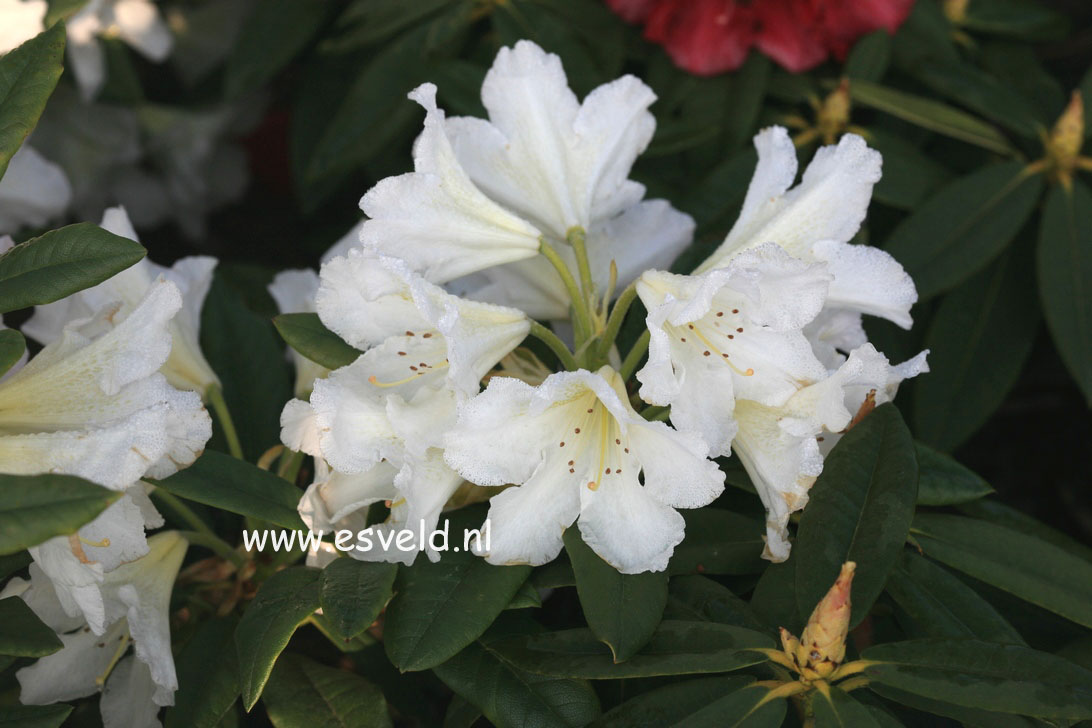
[
  {"x1": 487, "y1": 620, "x2": 772, "y2": 679},
  {"x1": 442, "y1": 695, "x2": 481, "y2": 728},
  {"x1": 235, "y1": 566, "x2": 323, "y2": 711},
  {"x1": 869, "y1": 683, "x2": 1042, "y2": 728},
  {"x1": 0, "y1": 22, "x2": 65, "y2": 178},
  {"x1": 914, "y1": 442, "x2": 993, "y2": 506},
  {"x1": 151, "y1": 451, "x2": 304, "y2": 531},
  {"x1": 846, "y1": 80, "x2": 1013, "y2": 154},
  {"x1": 863, "y1": 639, "x2": 1092, "y2": 720},
  {"x1": 563, "y1": 528, "x2": 667, "y2": 663},
  {"x1": 1038, "y1": 180, "x2": 1092, "y2": 405},
  {"x1": 868, "y1": 128, "x2": 952, "y2": 210},
  {"x1": 908, "y1": 59, "x2": 1044, "y2": 138},
  {"x1": 326, "y1": 0, "x2": 466, "y2": 51},
  {"x1": 224, "y1": 0, "x2": 331, "y2": 97},
  {"x1": 749, "y1": 558, "x2": 802, "y2": 635},
  {"x1": 911, "y1": 513, "x2": 1092, "y2": 628},
  {"x1": 913, "y1": 247, "x2": 1039, "y2": 450},
  {"x1": 273, "y1": 313, "x2": 363, "y2": 370},
  {"x1": 166, "y1": 618, "x2": 240, "y2": 728},
  {"x1": 844, "y1": 31, "x2": 891, "y2": 82},
  {"x1": 884, "y1": 162, "x2": 1043, "y2": 301},
  {"x1": 0, "y1": 473, "x2": 123, "y2": 555},
  {"x1": 794, "y1": 404, "x2": 918, "y2": 627},
  {"x1": 320, "y1": 558, "x2": 397, "y2": 640},
  {"x1": 670, "y1": 683, "x2": 787, "y2": 727},
  {"x1": 0, "y1": 224, "x2": 146, "y2": 314},
  {"x1": 384, "y1": 509, "x2": 531, "y2": 671},
  {"x1": 0, "y1": 704, "x2": 72, "y2": 728},
  {"x1": 0, "y1": 596, "x2": 62, "y2": 657},
  {"x1": 434, "y1": 614, "x2": 601, "y2": 728},
  {"x1": 505, "y1": 580, "x2": 542, "y2": 610},
  {"x1": 885, "y1": 551, "x2": 1024, "y2": 644},
  {"x1": 0, "y1": 328, "x2": 25, "y2": 378},
  {"x1": 665, "y1": 575, "x2": 766, "y2": 633},
  {"x1": 0, "y1": 551, "x2": 30, "y2": 581},
  {"x1": 956, "y1": 498, "x2": 1092, "y2": 563},
  {"x1": 811, "y1": 686, "x2": 884, "y2": 727},
  {"x1": 668, "y1": 509, "x2": 766, "y2": 576},
  {"x1": 961, "y1": 0, "x2": 1069, "y2": 41},
  {"x1": 263, "y1": 653, "x2": 391, "y2": 728},
  {"x1": 591, "y1": 676, "x2": 754, "y2": 727}
]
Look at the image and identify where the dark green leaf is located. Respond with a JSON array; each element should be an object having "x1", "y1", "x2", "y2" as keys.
[
  {"x1": 442, "y1": 695, "x2": 481, "y2": 728},
  {"x1": 0, "y1": 22, "x2": 65, "y2": 178},
  {"x1": 957, "y1": 498, "x2": 1092, "y2": 563},
  {"x1": 884, "y1": 162, "x2": 1043, "y2": 301},
  {"x1": 795, "y1": 404, "x2": 918, "y2": 627},
  {"x1": 224, "y1": 0, "x2": 331, "y2": 97},
  {"x1": 326, "y1": 0, "x2": 464, "y2": 51},
  {"x1": 320, "y1": 558, "x2": 397, "y2": 640},
  {"x1": 151, "y1": 451, "x2": 304, "y2": 531},
  {"x1": 913, "y1": 247, "x2": 1038, "y2": 450},
  {"x1": 0, "y1": 329, "x2": 25, "y2": 378},
  {"x1": 885, "y1": 551, "x2": 1024, "y2": 644},
  {"x1": 591, "y1": 676, "x2": 754, "y2": 727},
  {"x1": 863, "y1": 639, "x2": 1092, "y2": 720},
  {"x1": 274, "y1": 313, "x2": 362, "y2": 370},
  {"x1": 914, "y1": 442, "x2": 993, "y2": 506},
  {"x1": 263, "y1": 653, "x2": 391, "y2": 728},
  {"x1": 911, "y1": 513, "x2": 1092, "y2": 628},
  {"x1": 868, "y1": 128, "x2": 952, "y2": 210},
  {"x1": 0, "y1": 224, "x2": 146, "y2": 314},
  {"x1": 811, "y1": 686, "x2": 884, "y2": 727},
  {"x1": 847, "y1": 80, "x2": 1013, "y2": 154},
  {"x1": 749, "y1": 558, "x2": 801, "y2": 635},
  {"x1": 505, "y1": 580, "x2": 542, "y2": 610},
  {"x1": 671, "y1": 683, "x2": 787, "y2": 727},
  {"x1": 0, "y1": 551, "x2": 30, "y2": 581},
  {"x1": 845, "y1": 31, "x2": 891, "y2": 82},
  {"x1": 434, "y1": 615, "x2": 600, "y2": 728},
  {"x1": 668, "y1": 509, "x2": 766, "y2": 576},
  {"x1": 0, "y1": 473, "x2": 123, "y2": 555},
  {"x1": 487, "y1": 620, "x2": 772, "y2": 679},
  {"x1": 960, "y1": 0, "x2": 1069, "y2": 41},
  {"x1": 384, "y1": 509, "x2": 531, "y2": 671},
  {"x1": 869, "y1": 683, "x2": 1041, "y2": 728},
  {"x1": 665, "y1": 575, "x2": 766, "y2": 633},
  {"x1": 908, "y1": 59, "x2": 1044, "y2": 138},
  {"x1": 167, "y1": 618, "x2": 239, "y2": 728},
  {"x1": 563, "y1": 528, "x2": 667, "y2": 662},
  {"x1": 0, "y1": 596, "x2": 62, "y2": 657},
  {"x1": 0, "y1": 704, "x2": 72, "y2": 728},
  {"x1": 1038, "y1": 180, "x2": 1092, "y2": 405},
  {"x1": 235, "y1": 566, "x2": 322, "y2": 711}
]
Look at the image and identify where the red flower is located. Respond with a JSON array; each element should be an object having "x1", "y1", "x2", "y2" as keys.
[{"x1": 606, "y1": 0, "x2": 915, "y2": 76}]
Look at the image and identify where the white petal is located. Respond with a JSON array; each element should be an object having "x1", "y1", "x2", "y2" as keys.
[
  {"x1": 447, "y1": 255, "x2": 569, "y2": 321},
  {"x1": 321, "y1": 220, "x2": 364, "y2": 264},
  {"x1": 0, "y1": 0, "x2": 46, "y2": 55},
  {"x1": 626, "y1": 419, "x2": 724, "y2": 509},
  {"x1": 299, "y1": 461, "x2": 398, "y2": 534},
  {"x1": 101, "y1": 655, "x2": 162, "y2": 728},
  {"x1": 27, "y1": 538, "x2": 106, "y2": 632},
  {"x1": 0, "y1": 145, "x2": 72, "y2": 234},
  {"x1": 811, "y1": 239, "x2": 917, "y2": 328},
  {"x1": 586, "y1": 199, "x2": 693, "y2": 296},
  {"x1": 577, "y1": 474, "x2": 686, "y2": 574},
  {"x1": 268, "y1": 269, "x2": 319, "y2": 315},
  {"x1": 280, "y1": 397, "x2": 323, "y2": 457},
  {"x1": 113, "y1": 0, "x2": 172, "y2": 61},
  {"x1": 67, "y1": 34, "x2": 106, "y2": 100},
  {"x1": 17, "y1": 619, "x2": 129, "y2": 704},
  {"x1": 74, "y1": 494, "x2": 150, "y2": 573},
  {"x1": 0, "y1": 563, "x2": 84, "y2": 633},
  {"x1": 803, "y1": 308, "x2": 867, "y2": 369}
]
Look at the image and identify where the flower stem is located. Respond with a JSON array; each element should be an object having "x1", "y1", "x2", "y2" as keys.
[
  {"x1": 619, "y1": 329, "x2": 650, "y2": 381},
  {"x1": 529, "y1": 321, "x2": 580, "y2": 371},
  {"x1": 206, "y1": 384, "x2": 245, "y2": 460},
  {"x1": 151, "y1": 489, "x2": 213, "y2": 534},
  {"x1": 179, "y1": 529, "x2": 245, "y2": 568},
  {"x1": 539, "y1": 240, "x2": 594, "y2": 347},
  {"x1": 596, "y1": 280, "x2": 638, "y2": 362},
  {"x1": 566, "y1": 227, "x2": 595, "y2": 304},
  {"x1": 277, "y1": 449, "x2": 306, "y2": 484}
]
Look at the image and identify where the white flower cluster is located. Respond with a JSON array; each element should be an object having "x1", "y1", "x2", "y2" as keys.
[{"x1": 283, "y1": 41, "x2": 927, "y2": 574}]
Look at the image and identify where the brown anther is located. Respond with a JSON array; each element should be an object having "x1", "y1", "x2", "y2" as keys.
[
  {"x1": 703, "y1": 351, "x2": 711, "y2": 356},
  {"x1": 422, "y1": 333, "x2": 432, "y2": 338},
  {"x1": 405, "y1": 330, "x2": 415, "y2": 336},
  {"x1": 574, "y1": 428, "x2": 581, "y2": 433}
]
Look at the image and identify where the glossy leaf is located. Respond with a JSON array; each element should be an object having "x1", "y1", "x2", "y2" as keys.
[
  {"x1": 320, "y1": 558, "x2": 397, "y2": 640},
  {"x1": 908, "y1": 58, "x2": 1044, "y2": 137},
  {"x1": 263, "y1": 653, "x2": 391, "y2": 728},
  {"x1": 0, "y1": 596, "x2": 62, "y2": 657},
  {"x1": 0, "y1": 704, "x2": 72, "y2": 728},
  {"x1": 0, "y1": 328, "x2": 25, "y2": 378},
  {"x1": 235, "y1": 566, "x2": 323, "y2": 711},
  {"x1": 794, "y1": 404, "x2": 918, "y2": 627},
  {"x1": 151, "y1": 450, "x2": 304, "y2": 531},
  {"x1": 591, "y1": 676, "x2": 754, "y2": 727},
  {"x1": 914, "y1": 442, "x2": 993, "y2": 506},
  {"x1": 913, "y1": 248, "x2": 1039, "y2": 450},
  {"x1": 564, "y1": 528, "x2": 667, "y2": 662},
  {"x1": 749, "y1": 559, "x2": 802, "y2": 635},
  {"x1": 844, "y1": 31, "x2": 890, "y2": 82},
  {"x1": 0, "y1": 473, "x2": 123, "y2": 555},
  {"x1": 885, "y1": 551, "x2": 1024, "y2": 643},
  {"x1": 166, "y1": 618, "x2": 240, "y2": 728},
  {"x1": 911, "y1": 513, "x2": 1092, "y2": 628},
  {"x1": 863, "y1": 639, "x2": 1092, "y2": 720},
  {"x1": 961, "y1": 0, "x2": 1069, "y2": 41},
  {"x1": 0, "y1": 22, "x2": 65, "y2": 177},
  {"x1": 1038, "y1": 180, "x2": 1092, "y2": 405},
  {"x1": 884, "y1": 162, "x2": 1043, "y2": 301},
  {"x1": 957, "y1": 498, "x2": 1092, "y2": 563},
  {"x1": 665, "y1": 575, "x2": 767, "y2": 633},
  {"x1": 669, "y1": 683, "x2": 787, "y2": 727},
  {"x1": 486, "y1": 620, "x2": 772, "y2": 679},
  {"x1": 868, "y1": 128, "x2": 952, "y2": 210},
  {"x1": 869, "y1": 683, "x2": 1042, "y2": 728},
  {"x1": 668, "y1": 509, "x2": 766, "y2": 576},
  {"x1": 0, "y1": 224, "x2": 146, "y2": 314},
  {"x1": 810, "y1": 686, "x2": 885, "y2": 727},
  {"x1": 274, "y1": 312, "x2": 363, "y2": 370},
  {"x1": 224, "y1": 0, "x2": 331, "y2": 97}
]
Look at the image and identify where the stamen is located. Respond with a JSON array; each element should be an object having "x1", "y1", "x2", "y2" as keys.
[
  {"x1": 687, "y1": 324, "x2": 754, "y2": 377},
  {"x1": 368, "y1": 360, "x2": 449, "y2": 387},
  {"x1": 95, "y1": 633, "x2": 131, "y2": 687},
  {"x1": 79, "y1": 536, "x2": 111, "y2": 548}
]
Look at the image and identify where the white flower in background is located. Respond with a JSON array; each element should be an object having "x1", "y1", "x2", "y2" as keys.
[
  {"x1": 444, "y1": 366, "x2": 725, "y2": 574},
  {"x1": 696, "y1": 127, "x2": 918, "y2": 357},
  {"x1": 361, "y1": 40, "x2": 694, "y2": 320},
  {"x1": 281, "y1": 251, "x2": 529, "y2": 563},
  {"x1": 0, "y1": 145, "x2": 72, "y2": 234},
  {"x1": 3, "y1": 531, "x2": 189, "y2": 728},
  {"x1": 66, "y1": 0, "x2": 173, "y2": 100},
  {"x1": 637, "y1": 244, "x2": 831, "y2": 457},
  {"x1": 24, "y1": 206, "x2": 220, "y2": 395},
  {"x1": 0, "y1": 0, "x2": 45, "y2": 54},
  {"x1": 733, "y1": 344, "x2": 927, "y2": 562}
]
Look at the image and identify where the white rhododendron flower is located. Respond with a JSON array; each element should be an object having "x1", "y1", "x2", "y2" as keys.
[
  {"x1": 281, "y1": 251, "x2": 529, "y2": 563},
  {"x1": 67, "y1": 0, "x2": 173, "y2": 100},
  {"x1": 361, "y1": 40, "x2": 694, "y2": 320},
  {"x1": 0, "y1": 0, "x2": 45, "y2": 54},
  {"x1": 24, "y1": 206, "x2": 221, "y2": 395},
  {"x1": 0, "y1": 144, "x2": 72, "y2": 234},
  {"x1": 444, "y1": 366, "x2": 725, "y2": 573},
  {"x1": 3, "y1": 531, "x2": 188, "y2": 728},
  {"x1": 697, "y1": 126, "x2": 918, "y2": 335}
]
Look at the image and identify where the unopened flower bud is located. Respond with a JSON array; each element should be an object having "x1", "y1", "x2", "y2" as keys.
[
  {"x1": 943, "y1": 0, "x2": 969, "y2": 23},
  {"x1": 780, "y1": 561, "x2": 856, "y2": 680},
  {"x1": 1045, "y1": 91, "x2": 1085, "y2": 186},
  {"x1": 818, "y1": 78, "x2": 852, "y2": 144}
]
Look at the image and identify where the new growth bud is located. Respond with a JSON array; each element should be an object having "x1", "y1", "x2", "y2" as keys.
[
  {"x1": 781, "y1": 561, "x2": 856, "y2": 680},
  {"x1": 1044, "y1": 91, "x2": 1086, "y2": 187}
]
